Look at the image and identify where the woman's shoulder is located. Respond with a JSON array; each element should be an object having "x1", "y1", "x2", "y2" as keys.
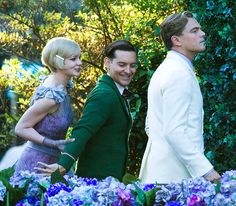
[{"x1": 31, "y1": 84, "x2": 67, "y2": 104}]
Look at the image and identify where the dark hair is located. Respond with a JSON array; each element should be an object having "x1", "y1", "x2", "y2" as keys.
[
  {"x1": 160, "y1": 11, "x2": 194, "y2": 50},
  {"x1": 104, "y1": 40, "x2": 138, "y2": 59}
]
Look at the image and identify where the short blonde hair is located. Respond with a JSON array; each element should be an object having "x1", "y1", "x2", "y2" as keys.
[{"x1": 41, "y1": 37, "x2": 81, "y2": 72}]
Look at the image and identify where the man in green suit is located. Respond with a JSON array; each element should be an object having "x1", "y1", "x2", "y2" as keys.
[{"x1": 36, "y1": 40, "x2": 138, "y2": 180}]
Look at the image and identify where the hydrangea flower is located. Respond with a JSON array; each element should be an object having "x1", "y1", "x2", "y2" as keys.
[
  {"x1": 46, "y1": 189, "x2": 83, "y2": 206},
  {"x1": 10, "y1": 170, "x2": 37, "y2": 188},
  {"x1": 187, "y1": 194, "x2": 206, "y2": 206},
  {"x1": 154, "y1": 172, "x2": 236, "y2": 206},
  {"x1": 113, "y1": 188, "x2": 136, "y2": 206},
  {"x1": 142, "y1": 183, "x2": 157, "y2": 192},
  {"x1": 182, "y1": 177, "x2": 216, "y2": 205},
  {"x1": 0, "y1": 181, "x2": 6, "y2": 201},
  {"x1": 66, "y1": 175, "x2": 98, "y2": 188},
  {"x1": 10, "y1": 170, "x2": 50, "y2": 203},
  {"x1": 155, "y1": 185, "x2": 173, "y2": 203},
  {"x1": 1, "y1": 169, "x2": 236, "y2": 205},
  {"x1": 165, "y1": 201, "x2": 184, "y2": 206},
  {"x1": 213, "y1": 170, "x2": 236, "y2": 205},
  {"x1": 44, "y1": 182, "x2": 73, "y2": 204},
  {"x1": 16, "y1": 196, "x2": 41, "y2": 206}
]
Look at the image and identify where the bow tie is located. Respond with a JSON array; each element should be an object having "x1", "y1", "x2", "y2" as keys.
[{"x1": 122, "y1": 89, "x2": 132, "y2": 98}]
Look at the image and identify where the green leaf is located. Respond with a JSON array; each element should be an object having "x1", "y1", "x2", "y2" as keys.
[
  {"x1": 135, "y1": 98, "x2": 142, "y2": 112},
  {"x1": 8, "y1": 187, "x2": 26, "y2": 205},
  {"x1": 153, "y1": 25, "x2": 160, "y2": 35},
  {"x1": 38, "y1": 182, "x2": 50, "y2": 192},
  {"x1": 214, "y1": 179, "x2": 221, "y2": 194},
  {"x1": 40, "y1": 192, "x2": 44, "y2": 206},
  {"x1": 122, "y1": 173, "x2": 139, "y2": 185},
  {"x1": 145, "y1": 187, "x2": 160, "y2": 206},
  {"x1": 2, "y1": 179, "x2": 29, "y2": 206},
  {"x1": 0, "y1": 166, "x2": 15, "y2": 183},
  {"x1": 0, "y1": 167, "x2": 15, "y2": 192},
  {"x1": 133, "y1": 183, "x2": 146, "y2": 205},
  {"x1": 6, "y1": 191, "x2": 10, "y2": 206},
  {"x1": 50, "y1": 169, "x2": 68, "y2": 186}
]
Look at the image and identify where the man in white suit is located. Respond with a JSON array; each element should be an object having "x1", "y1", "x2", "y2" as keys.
[{"x1": 139, "y1": 11, "x2": 220, "y2": 184}]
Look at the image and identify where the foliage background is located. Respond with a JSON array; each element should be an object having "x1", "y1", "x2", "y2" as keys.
[
  {"x1": 187, "y1": 0, "x2": 236, "y2": 172},
  {"x1": 0, "y1": 0, "x2": 235, "y2": 176}
]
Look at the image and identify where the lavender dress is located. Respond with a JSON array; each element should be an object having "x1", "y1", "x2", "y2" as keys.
[{"x1": 14, "y1": 83, "x2": 73, "y2": 173}]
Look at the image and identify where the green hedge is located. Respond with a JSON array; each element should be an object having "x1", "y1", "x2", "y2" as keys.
[{"x1": 186, "y1": 0, "x2": 236, "y2": 172}]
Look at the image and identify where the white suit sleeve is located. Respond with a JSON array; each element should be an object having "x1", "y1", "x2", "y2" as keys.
[
  {"x1": 162, "y1": 71, "x2": 213, "y2": 177},
  {"x1": 145, "y1": 115, "x2": 149, "y2": 136}
]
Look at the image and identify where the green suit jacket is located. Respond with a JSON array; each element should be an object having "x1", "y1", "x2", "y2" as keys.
[{"x1": 58, "y1": 74, "x2": 132, "y2": 180}]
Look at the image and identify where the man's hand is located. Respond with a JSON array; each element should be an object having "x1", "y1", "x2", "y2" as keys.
[
  {"x1": 34, "y1": 162, "x2": 66, "y2": 176},
  {"x1": 43, "y1": 137, "x2": 75, "y2": 151},
  {"x1": 204, "y1": 169, "x2": 221, "y2": 182}
]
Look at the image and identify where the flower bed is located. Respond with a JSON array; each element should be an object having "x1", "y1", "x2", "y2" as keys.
[{"x1": 0, "y1": 167, "x2": 235, "y2": 205}]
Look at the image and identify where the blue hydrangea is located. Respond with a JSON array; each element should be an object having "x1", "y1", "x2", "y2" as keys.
[
  {"x1": 46, "y1": 189, "x2": 83, "y2": 206},
  {"x1": 155, "y1": 185, "x2": 173, "y2": 203},
  {"x1": 44, "y1": 182, "x2": 72, "y2": 204},
  {"x1": 10, "y1": 170, "x2": 50, "y2": 200},
  {"x1": 165, "y1": 201, "x2": 184, "y2": 206},
  {"x1": 15, "y1": 196, "x2": 41, "y2": 206},
  {"x1": 1, "y1": 170, "x2": 236, "y2": 205},
  {"x1": 182, "y1": 177, "x2": 216, "y2": 205},
  {"x1": 0, "y1": 181, "x2": 6, "y2": 201},
  {"x1": 213, "y1": 170, "x2": 236, "y2": 205},
  {"x1": 142, "y1": 183, "x2": 157, "y2": 191},
  {"x1": 221, "y1": 170, "x2": 236, "y2": 182}
]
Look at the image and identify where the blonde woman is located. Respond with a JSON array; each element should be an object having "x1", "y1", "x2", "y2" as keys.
[{"x1": 14, "y1": 37, "x2": 82, "y2": 173}]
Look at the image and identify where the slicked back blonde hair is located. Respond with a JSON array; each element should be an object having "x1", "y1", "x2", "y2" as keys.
[{"x1": 41, "y1": 37, "x2": 81, "y2": 72}]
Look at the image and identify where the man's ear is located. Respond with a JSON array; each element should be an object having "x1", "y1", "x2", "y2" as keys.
[
  {"x1": 104, "y1": 57, "x2": 111, "y2": 69},
  {"x1": 171, "y1": 35, "x2": 181, "y2": 47}
]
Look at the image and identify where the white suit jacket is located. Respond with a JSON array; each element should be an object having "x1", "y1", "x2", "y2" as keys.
[{"x1": 139, "y1": 51, "x2": 213, "y2": 184}]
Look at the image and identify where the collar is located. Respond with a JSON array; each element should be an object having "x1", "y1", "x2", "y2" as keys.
[
  {"x1": 107, "y1": 73, "x2": 126, "y2": 95},
  {"x1": 170, "y1": 50, "x2": 194, "y2": 70}
]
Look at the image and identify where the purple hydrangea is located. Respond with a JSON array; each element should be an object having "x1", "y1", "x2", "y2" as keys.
[
  {"x1": 221, "y1": 170, "x2": 236, "y2": 182},
  {"x1": 113, "y1": 188, "x2": 136, "y2": 206},
  {"x1": 187, "y1": 194, "x2": 206, "y2": 206},
  {"x1": 155, "y1": 185, "x2": 173, "y2": 203},
  {"x1": 165, "y1": 183, "x2": 182, "y2": 200},
  {"x1": 154, "y1": 172, "x2": 236, "y2": 206},
  {"x1": 213, "y1": 170, "x2": 236, "y2": 205},
  {"x1": 1, "y1": 170, "x2": 236, "y2": 205},
  {"x1": 182, "y1": 177, "x2": 216, "y2": 205}
]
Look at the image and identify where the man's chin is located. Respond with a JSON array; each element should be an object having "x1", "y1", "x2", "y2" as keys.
[
  {"x1": 198, "y1": 47, "x2": 206, "y2": 52},
  {"x1": 120, "y1": 80, "x2": 131, "y2": 87},
  {"x1": 199, "y1": 44, "x2": 206, "y2": 51}
]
